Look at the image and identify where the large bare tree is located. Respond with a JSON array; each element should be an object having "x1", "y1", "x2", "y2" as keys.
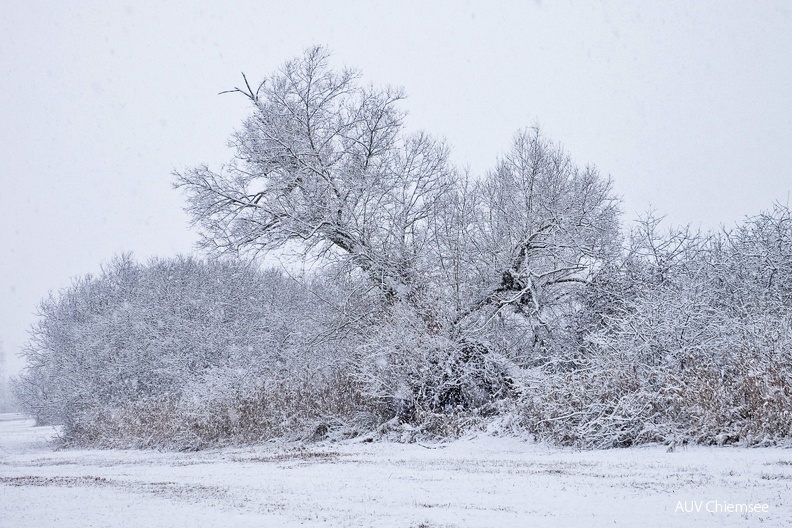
[
  {"x1": 177, "y1": 48, "x2": 621, "y2": 347},
  {"x1": 176, "y1": 47, "x2": 456, "y2": 306},
  {"x1": 437, "y1": 129, "x2": 621, "y2": 349}
]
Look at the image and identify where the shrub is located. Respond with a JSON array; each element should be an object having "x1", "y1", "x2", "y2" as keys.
[
  {"x1": 60, "y1": 367, "x2": 377, "y2": 450},
  {"x1": 14, "y1": 254, "x2": 311, "y2": 426},
  {"x1": 356, "y1": 306, "x2": 516, "y2": 429}
]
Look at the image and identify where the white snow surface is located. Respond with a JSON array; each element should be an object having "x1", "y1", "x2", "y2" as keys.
[{"x1": 1, "y1": 413, "x2": 790, "y2": 527}]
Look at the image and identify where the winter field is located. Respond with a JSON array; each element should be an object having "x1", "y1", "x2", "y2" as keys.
[{"x1": 1, "y1": 414, "x2": 790, "y2": 527}]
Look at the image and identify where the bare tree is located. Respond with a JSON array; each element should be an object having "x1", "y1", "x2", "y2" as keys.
[
  {"x1": 175, "y1": 48, "x2": 624, "y2": 419},
  {"x1": 453, "y1": 129, "x2": 621, "y2": 353},
  {"x1": 176, "y1": 46, "x2": 456, "y2": 307},
  {"x1": 177, "y1": 50, "x2": 621, "y2": 341}
]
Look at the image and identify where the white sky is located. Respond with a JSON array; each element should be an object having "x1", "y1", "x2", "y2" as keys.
[{"x1": 1, "y1": 0, "x2": 791, "y2": 377}]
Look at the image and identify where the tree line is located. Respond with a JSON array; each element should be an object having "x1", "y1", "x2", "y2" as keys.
[{"x1": 14, "y1": 47, "x2": 792, "y2": 448}]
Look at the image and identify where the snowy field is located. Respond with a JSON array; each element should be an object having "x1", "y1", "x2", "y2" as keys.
[{"x1": 1, "y1": 413, "x2": 790, "y2": 527}]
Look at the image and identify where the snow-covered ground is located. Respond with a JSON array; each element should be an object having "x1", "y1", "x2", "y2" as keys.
[{"x1": 1, "y1": 413, "x2": 790, "y2": 527}]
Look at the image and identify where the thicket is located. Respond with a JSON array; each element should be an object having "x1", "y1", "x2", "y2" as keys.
[
  {"x1": 526, "y1": 207, "x2": 792, "y2": 447},
  {"x1": 14, "y1": 48, "x2": 792, "y2": 449}
]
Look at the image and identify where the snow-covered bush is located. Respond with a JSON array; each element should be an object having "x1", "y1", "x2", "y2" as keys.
[
  {"x1": 522, "y1": 312, "x2": 792, "y2": 448},
  {"x1": 356, "y1": 305, "x2": 516, "y2": 434},
  {"x1": 61, "y1": 366, "x2": 377, "y2": 449},
  {"x1": 14, "y1": 255, "x2": 312, "y2": 427},
  {"x1": 521, "y1": 206, "x2": 792, "y2": 447}
]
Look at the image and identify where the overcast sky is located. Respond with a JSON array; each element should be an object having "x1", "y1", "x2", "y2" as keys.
[{"x1": 1, "y1": 0, "x2": 790, "y2": 377}]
